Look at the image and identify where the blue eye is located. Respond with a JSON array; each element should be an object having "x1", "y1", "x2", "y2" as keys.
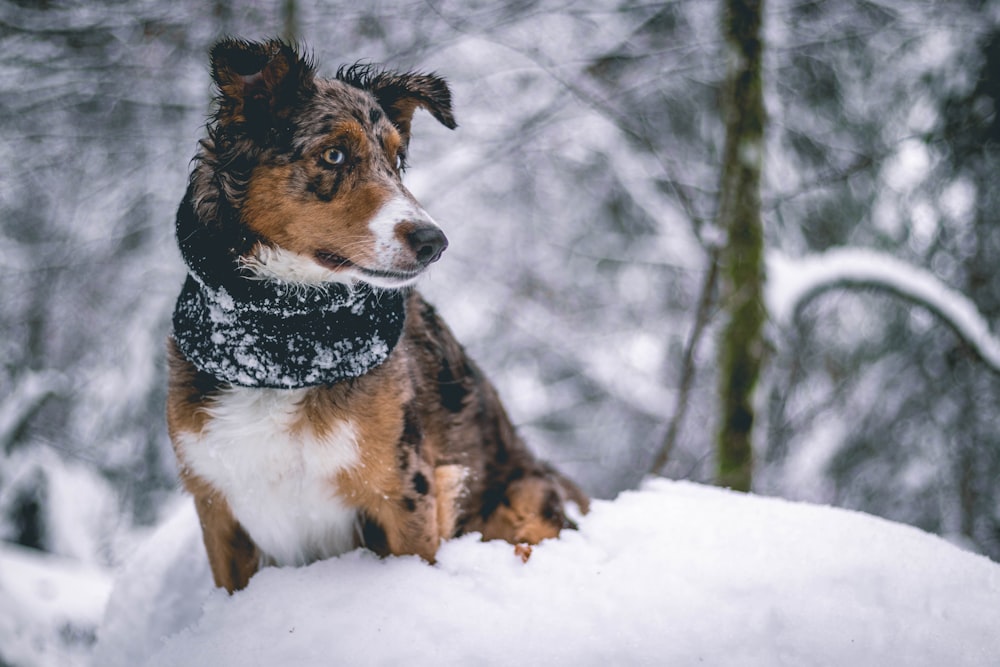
[{"x1": 322, "y1": 148, "x2": 346, "y2": 166}]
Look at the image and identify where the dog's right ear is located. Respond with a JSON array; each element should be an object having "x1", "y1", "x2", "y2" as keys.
[{"x1": 210, "y1": 38, "x2": 316, "y2": 134}]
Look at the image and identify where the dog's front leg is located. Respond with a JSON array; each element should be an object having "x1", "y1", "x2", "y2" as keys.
[
  {"x1": 344, "y1": 465, "x2": 442, "y2": 562},
  {"x1": 479, "y1": 472, "x2": 584, "y2": 545},
  {"x1": 192, "y1": 489, "x2": 261, "y2": 593}
]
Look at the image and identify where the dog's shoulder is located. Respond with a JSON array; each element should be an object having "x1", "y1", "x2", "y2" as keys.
[{"x1": 403, "y1": 291, "x2": 493, "y2": 418}]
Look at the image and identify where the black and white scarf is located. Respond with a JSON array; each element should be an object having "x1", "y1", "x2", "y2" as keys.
[{"x1": 171, "y1": 194, "x2": 406, "y2": 389}]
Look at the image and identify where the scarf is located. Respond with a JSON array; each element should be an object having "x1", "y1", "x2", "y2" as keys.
[{"x1": 171, "y1": 193, "x2": 406, "y2": 388}]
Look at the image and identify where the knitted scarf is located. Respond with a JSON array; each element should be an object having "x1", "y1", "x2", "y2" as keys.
[{"x1": 171, "y1": 194, "x2": 406, "y2": 389}]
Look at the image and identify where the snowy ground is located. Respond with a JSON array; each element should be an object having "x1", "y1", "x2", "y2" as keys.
[
  {"x1": 0, "y1": 540, "x2": 112, "y2": 667},
  {"x1": 76, "y1": 479, "x2": 1000, "y2": 667}
]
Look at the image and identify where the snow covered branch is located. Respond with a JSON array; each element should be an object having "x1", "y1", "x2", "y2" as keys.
[
  {"x1": 0, "y1": 370, "x2": 68, "y2": 453},
  {"x1": 767, "y1": 248, "x2": 1000, "y2": 373}
]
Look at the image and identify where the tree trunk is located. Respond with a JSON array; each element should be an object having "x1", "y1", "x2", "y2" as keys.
[
  {"x1": 282, "y1": 0, "x2": 298, "y2": 43},
  {"x1": 715, "y1": 0, "x2": 766, "y2": 492}
]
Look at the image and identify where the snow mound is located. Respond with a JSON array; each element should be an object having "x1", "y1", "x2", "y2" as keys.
[
  {"x1": 94, "y1": 480, "x2": 1000, "y2": 666},
  {"x1": 0, "y1": 541, "x2": 111, "y2": 667}
]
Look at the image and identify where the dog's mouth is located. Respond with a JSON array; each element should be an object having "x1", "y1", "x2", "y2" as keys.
[
  {"x1": 315, "y1": 251, "x2": 422, "y2": 289},
  {"x1": 314, "y1": 251, "x2": 354, "y2": 272}
]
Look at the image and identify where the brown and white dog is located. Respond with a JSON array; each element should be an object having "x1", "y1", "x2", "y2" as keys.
[{"x1": 166, "y1": 38, "x2": 588, "y2": 592}]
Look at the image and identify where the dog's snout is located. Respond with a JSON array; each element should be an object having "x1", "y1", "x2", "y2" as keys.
[{"x1": 406, "y1": 226, "x2": 448, "y2": 266}]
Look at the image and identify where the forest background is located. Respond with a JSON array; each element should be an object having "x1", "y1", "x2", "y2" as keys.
[{"x1": 3, "y1": 0, "x2": 1000, "y2": 605}]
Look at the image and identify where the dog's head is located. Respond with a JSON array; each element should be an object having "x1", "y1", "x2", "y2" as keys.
[{"x1": 204, "y1": 38, "x2": 456, "y2": 289}]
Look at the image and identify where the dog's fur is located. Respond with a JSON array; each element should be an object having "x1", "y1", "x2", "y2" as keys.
[{"x1": 167, "y1": 38, "x2": 588, "y2": 592}]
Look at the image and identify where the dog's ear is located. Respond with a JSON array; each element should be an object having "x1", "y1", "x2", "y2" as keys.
[
  {"x1": 368, "y1": 72, "x2": 457, "y2": 142},
  {"x1": 210, "y1": 38, "x2": 316, "y2": 133}
]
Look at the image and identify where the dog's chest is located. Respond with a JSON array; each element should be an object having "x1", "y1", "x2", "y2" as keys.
[{"x1": 181, "y1": 386, "x2": 360, "y2": 566}]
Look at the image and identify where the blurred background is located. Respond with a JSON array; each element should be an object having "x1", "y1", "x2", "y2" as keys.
[{"x1": 3, "y1": 0, "x2": 1000, "y2": 662}]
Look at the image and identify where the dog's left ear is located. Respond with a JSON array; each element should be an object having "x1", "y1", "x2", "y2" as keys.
[{"x1": 369, "y1": 72, "x2": 457, "y2": 142}]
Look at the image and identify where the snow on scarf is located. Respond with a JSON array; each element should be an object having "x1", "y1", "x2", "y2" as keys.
[{"x1": 171, "y1": 194, "x2": 406, "y2": 388}]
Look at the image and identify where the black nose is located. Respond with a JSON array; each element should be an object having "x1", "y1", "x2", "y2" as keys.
[{"x1": 406, "y1": 226, "x2": 448, "y2": 266}]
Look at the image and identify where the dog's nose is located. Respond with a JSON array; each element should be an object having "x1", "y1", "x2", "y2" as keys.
[{"x1": 406, "y1": 226, "x2": 448, "y2": 266}]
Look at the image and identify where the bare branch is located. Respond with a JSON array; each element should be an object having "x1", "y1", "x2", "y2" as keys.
[{"x1": 651, "y1": 244, "x2": 721, "y2": 475}]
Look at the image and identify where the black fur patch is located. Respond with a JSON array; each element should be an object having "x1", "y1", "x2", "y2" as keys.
[
  {"x1": 306, "y1": 173, "x2": 338, "y2": 202},
  {"x1": 399, "y1": 403, "x2": 423, "y2": 459},
  {"x1": 412, "y1": 472, "x2": 429, "y2": 496},
  {"x1": 540, "y1": 488, "x2": 561, "y2": 522},
  {"x1": 228, "y1": 522, "x2": 257, "y2": 586},
  {"x1": 437, "y1": 359, "x2": 469, "y2": 413},
  {"x1": 479, "y1": 483, "x2": 506, "y2": 520},
  {"x1": 360, "y1": 515, "x2": 389, "y2": 556}
]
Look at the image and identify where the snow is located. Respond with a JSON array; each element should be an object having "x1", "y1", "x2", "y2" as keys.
[
  {"x1": 0, "y1": 444, "x2": 121, "y2": 566},
  {"x1": 767, "y1": 247, "x2": 1000, "y2": 371},
  {"x1": 0, "y1": 541, "x2": 112, "y2": 667},
  {"x1": 88, "y1": 498, "x2": 212, "y2": 667},
  {"x1": 89, "y1": 479, "x2": 1000, "y2": 667}
]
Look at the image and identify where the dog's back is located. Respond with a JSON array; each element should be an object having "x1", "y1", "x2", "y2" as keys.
[{"x1": 167, "y1": 38, "x2": 587, "y2": 592}]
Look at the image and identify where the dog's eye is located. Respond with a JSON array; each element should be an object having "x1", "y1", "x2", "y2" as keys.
[
  {"x1": 394, "y1": 153, "x2": 406, "y2": 171},
  {"x1": 321, "y1": 148, "x2": 346, "y2": 166}
]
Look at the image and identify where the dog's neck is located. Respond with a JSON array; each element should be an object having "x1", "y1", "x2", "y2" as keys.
[{"x1": 171, "y1": 191, "x2": 407, "y2": 389}]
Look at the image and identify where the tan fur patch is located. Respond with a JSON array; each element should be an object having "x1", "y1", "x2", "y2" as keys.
[
  {"x1": 185, "y1": 474, "x2": 260, "y2": 593},
  {"x1": 242, "y1": 164, "x2": 385, "y2": 266},
  {"x1": 335, "y1": 120, "x2": 370, "y2": 156},
  {"x1": 328, "y1": 358, "x2": 440, "y2": 560},
  {"x1": 382, "y1": 129, "x2": 402, "y2": 163},
  {"x1": 166, "y1": 338, "x2": 215, "y2": 439},
  {"x1": 434, "y1": 464, "x2": 468, "y2": 539}
]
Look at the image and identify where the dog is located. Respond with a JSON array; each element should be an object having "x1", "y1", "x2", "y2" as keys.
[{"x1": 166, "y1": 38, "x2": 588, "y2": 592}]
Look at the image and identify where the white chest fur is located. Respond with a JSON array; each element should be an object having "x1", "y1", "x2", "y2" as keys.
[{"x1": 181, "y1": 386, "x2": 360, "y2": 566}]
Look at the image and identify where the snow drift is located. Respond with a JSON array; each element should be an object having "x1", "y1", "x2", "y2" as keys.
[{"x1": 93, "y1": 479, "x2": 1000, "y2": 666}]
